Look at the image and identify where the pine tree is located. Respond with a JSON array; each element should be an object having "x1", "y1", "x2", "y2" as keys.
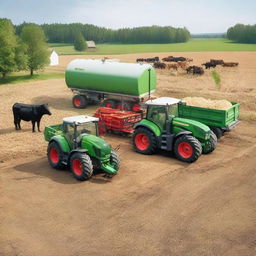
[{"x1": 74, "y1": 32, "x2": 87, "y2": 51}]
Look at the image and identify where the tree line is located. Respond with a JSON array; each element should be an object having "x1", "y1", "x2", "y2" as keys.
[
  {"x1": 0, "y1": 18, "x2": 49, "y2": 78},
  {"x1": 227, "y1": 24, "x2": 256, "y2": 43},
  {"x1": 16, "y1": 23, "x2": 191, "y2": 44}
]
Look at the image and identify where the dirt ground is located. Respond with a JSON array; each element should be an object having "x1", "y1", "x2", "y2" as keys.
[{"x1": 0, "y1": 52, "x2": 256, "y2": 256}]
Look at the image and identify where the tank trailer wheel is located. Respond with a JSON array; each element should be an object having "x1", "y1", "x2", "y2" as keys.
[
  {"x1": 47, "y1": 141, "x2": 66, "y2": 169},
  {"x1": 110, "y1": 149, "x2": 120, "y2": 171},
  {"x1": 174, "y1": 135, "x2": 202, "y2": 163},
  {"x1": 210, "y1": 126, "x2": 223, "y2": 139},
  {"x1": 202, "y1": 131, "x2": 217, "y2": 154},
  {"x1": 116, "y1": 101, "x2": 132, "y2": 111},
  {"x1": 70, "y1": 153, "x2": 93, "y2": 181},
  {"x1": 133, "y1": 127, "x2": 157, "y2": 155},
  {"x1": 72, "y1": 95, "x2": 88, "y2": 109},
  {"x1": 103, "y1": 99, "x2": 116, "y2": 109}
]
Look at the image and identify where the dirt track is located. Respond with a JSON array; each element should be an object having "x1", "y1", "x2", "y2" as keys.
[{"x1": 0, "y1": 52, "x2": 256, "y2": 256}]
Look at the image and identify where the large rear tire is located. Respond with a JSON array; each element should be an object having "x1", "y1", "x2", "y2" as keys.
[
  {"x1": 70, "y1": 153, "x2": 93, "y2": 181},
  {"x1": 174, "y1": 135, "x2": 202, "y2": 163},
  {"x1": 47, "y1": 141, "x2": 66, "y2": 169},
  {"x1": 110, "y1": 149, "x2": 120, "y2": 171},
  {"x1": 133, "y1": 127, "x2": 157, "y2": 155},
  {"x1": 202, "y1": 131, "x2": 217, "y2": 154},
  {"x1": 72, "y1": 95, "x2": 88, "y2": 109}
]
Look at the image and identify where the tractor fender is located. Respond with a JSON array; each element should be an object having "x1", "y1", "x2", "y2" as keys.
[
  {"x1": 174, "y1": 130, "x2": 192, "y2": 139},
  {"x1": 134, "y1": 120, "x2": 161, "y2": 137},
  {"x1": 50, "y1": 135, "x2": 71, "y2": 153},
  {"x1": 67, "y1": 149, "x2": 88, "y2": 163}
]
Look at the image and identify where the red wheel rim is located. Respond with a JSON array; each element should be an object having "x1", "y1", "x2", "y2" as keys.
[
  {"x1": 74, "y1": 97, "x2": 81, "y2": 107},
  {"x1": 50, "y1": 148, "x2": 59, "y2": 164},
  {"x1": 135, "y1": 133, "x2": 149, "y2": 151},
  {"x1": 178, "y1": 142, "x2": 193, "y2": 159},
  {"x1": 132, "y1": 104, "x2": 141, "y2": 112},
  {"x1": 117, "y1": 104, "x2": 127, "y2": 111},
  {"x1": 105, "y1": 103, "x2": 112, "y2": 108},
  {"x1": 72, "y1": 159, "x2": 83, "y2": 176}
]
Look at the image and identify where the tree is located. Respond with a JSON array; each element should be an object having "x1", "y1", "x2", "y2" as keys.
[
  {"x1": 0, "y1": 19, "x2": 17, "y2": 78},
  {"x1": 74, "y1": 32, "x2": 87, "y2": 51},
  {"x1": 21, "y1": 25, "x2": 49, "y2": 75}
]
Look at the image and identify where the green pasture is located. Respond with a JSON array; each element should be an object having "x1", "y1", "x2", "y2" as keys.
[{"x1": 49, "y1": 38, "x2": 256, "y2": 55}]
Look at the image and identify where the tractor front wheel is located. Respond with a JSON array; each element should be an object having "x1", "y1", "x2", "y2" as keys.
[
  {"x1": 174, "y1": 135, "x2": 202, "y2": 163},
  {"x1": 133, "y1": 127, "x2": 157, "y2": 155},
  {"x1": 110, "y1": 149, "x2": 120, "y2": 171},
  {"x1": 70, "y1": 153, "x2": 93, "y2": 181},
  {"x1": 210, "y1": 126, "x2": 223, "y2": 139},
  {"x1": 47, "y1": 141, "x2": 66, "y2": 169},
  {"x1": 202, "y1": 131, "x2": 217, "y2": 154}
]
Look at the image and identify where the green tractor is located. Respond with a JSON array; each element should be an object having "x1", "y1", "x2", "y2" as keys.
[
  {"x1": 44, "y1": 116, "x2": 120, "y2": 181},
  {"x1": 133, "y1": 97, "x2": 217, "y2": 163}
]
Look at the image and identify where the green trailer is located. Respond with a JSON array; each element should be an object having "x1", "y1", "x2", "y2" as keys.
[
  {"x1": 65, "y1": 59, "x2": 156, "y2": 111},
  {"x1": 178, "y1": 102, "x2": 240, "y2": 138}
]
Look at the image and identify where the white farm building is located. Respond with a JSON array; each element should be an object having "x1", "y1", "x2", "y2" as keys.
[{"x1": 49, "y1": 50, "x2": 59, "y2": 66}]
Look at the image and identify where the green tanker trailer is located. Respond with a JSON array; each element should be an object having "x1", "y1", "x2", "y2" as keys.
[{"x1": 65, "y1": 59, "x2": 156, "y2": 111}]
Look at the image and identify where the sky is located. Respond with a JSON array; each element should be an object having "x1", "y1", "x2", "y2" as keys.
[{"x1": 0, "y1": 0, "x2": 255, "y2": 33}]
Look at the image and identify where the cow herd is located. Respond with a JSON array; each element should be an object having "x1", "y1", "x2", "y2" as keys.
[{"x1": 136, "y1": 56, "x2": 239, "y2": 75}]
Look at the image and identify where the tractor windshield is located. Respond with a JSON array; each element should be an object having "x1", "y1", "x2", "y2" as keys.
[
  {"x1": 76, "y1": 122, "x2": 98, "y2": 136},
  {"x1": 167, "y1": 104, "x2": 178, "y2": 117}
]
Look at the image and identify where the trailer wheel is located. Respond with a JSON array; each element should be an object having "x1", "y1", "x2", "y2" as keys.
[
  {"x1": 70, "y1": 153, "x2": 93, "y2": 181},
  {"x1": 210, "y1": 126, "x2": 223, "y2": 139},
  {"x1": 174, "y1": 135, "x2": 202, "y2": 163},
  {"x1": 116, "y1": 102, "x2": 131, "y2": 111},
  {"x1": 133, "y1": 127, "x2": 157, "y2": 155},
  {"x1": 110, "y1": 149, "x2": 120, "y2": 171},
  {"x1": 72, "y1": 95, "x2": 88, "y2": 109},
  {"x1": 202, "y1": 131, "x2": 217, "y2": 154},
  {"x1": 47, "y1": 141, "x2": 66, "y2": 169},
  {"x1": 103, "y1": 99, "x2": 116, "y2": 109}
]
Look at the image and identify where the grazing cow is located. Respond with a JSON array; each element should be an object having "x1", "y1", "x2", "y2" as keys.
[
  {"x1": 186, "y1": 58, "x2": 193, "y2": 62},
  {"x1": 202, "y1": 62, "x2": 217, "y2": 69},
  {"x1": 136, "y1": 58, "x2": 144, "y2": 62},
  {"x1": 136, "y1": 56, "x2": 159, "y2": 63},
  {"x1": 222, "y1": 62, "x2": 239, "y2": 67},
  {"x1": 153, "y1": 62, "x2": 166, "y2": 69},
  {"x1": 210, "y1": 59, "x2": 224, "y2": 65},
  {"x1": 186, "y1": 66, "x2": 204, "y2": 75},
  {"x1": 167, "y1": 63, "x2": 178, "y2": 71},
  {"x1": 13, "y1": 103, "x2": 52, "y2": 132},
  {"x1": 177, "y1": 61, "x2": 188, "y2": 70}
]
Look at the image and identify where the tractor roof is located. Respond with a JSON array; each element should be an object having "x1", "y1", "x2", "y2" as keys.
[
  {"x1": 63, "y1": 115, "x2": 99, "y2": 125},
  {"x1": 145, "y1": 97, "x2": 181, "y2": 106}
]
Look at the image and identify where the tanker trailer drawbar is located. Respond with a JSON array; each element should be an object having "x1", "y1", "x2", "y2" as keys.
[{"x1": 65, "y1": 59, "x2": 156, "y2": 111}]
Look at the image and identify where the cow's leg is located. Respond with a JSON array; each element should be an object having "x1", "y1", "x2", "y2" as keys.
[
  {"x1": 32, "y1": 121, "x2": 36, "y2": 132},
  {"x1": 37, "y1": 120, "x2": 41, "y2": 132},
  {"x1": 18, "y1": 119, "x2": 21, "y2": 130}
]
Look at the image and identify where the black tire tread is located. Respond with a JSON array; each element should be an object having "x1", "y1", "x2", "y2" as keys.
[
  {"x1": 110, "y1": 149, "x2": 120, "y2": 171},
  {"x1": 70, "y1": 153, "x2": 93, "y2": 181},
  {"x1": 47, "y1": 141, "x2": 66, "y2": 169},
  {"x1": 133, "y1": 127, "x2": 157, "y2": 155},
  {"x1": 210, "y1": 126, "x2": 223, "y2": 139},
  {"x1": 72, "y1": 95, "x2": 88, "y2": 109}
]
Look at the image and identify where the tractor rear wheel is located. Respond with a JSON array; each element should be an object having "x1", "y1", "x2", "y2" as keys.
[
  {"x1": 202, "y1": 131, "x2": 217, "y2": 154},
  {"x1": 174, "y1": 135, "x2": 202, "y2": 163},
  {"x1": 72, "y1": 95, "x2": 88, "y2": 109},
  {"x1": 133, "y1": 127, "x2": 157, "y2": 155},
  {"x1": 210, "y1": 126, "x2": 223, "y2": 139},
  {"x1": 70, "y1": 153, "x2": 93, "y2": 181},
  {"x1": 110, "y1": 149, "x2": 120, "y2": 171},
  {"x1": 47, "y1": 141, "x2": 66, "y2": 169}
]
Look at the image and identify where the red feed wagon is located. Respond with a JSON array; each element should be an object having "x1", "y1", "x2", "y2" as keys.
[{"x1": 94, "y1": 107, "x2": 142, "y2": 135}]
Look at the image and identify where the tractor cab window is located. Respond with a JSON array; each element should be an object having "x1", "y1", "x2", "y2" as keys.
[
  {"x1": 147, "y1": 105, "x2": 167, "y2": 131},
  {"x1": 167, "y1": 104, "x2": 178, "y2": 117},
  {"x1": 76, "y1": 122, "x2": 97, "y2": 136}
]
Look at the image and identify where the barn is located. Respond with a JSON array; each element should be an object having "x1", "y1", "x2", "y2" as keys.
[
  {"x1": 86, "y1": 41, "x2": 96, "y2": 51},
  {"x1": 49, "y1": 50, "x2": 59, "y2": 66}
]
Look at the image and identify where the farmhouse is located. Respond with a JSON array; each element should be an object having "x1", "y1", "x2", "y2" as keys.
[{"x1": 49, "y1": 50, "x2": 59, "y2": 66}]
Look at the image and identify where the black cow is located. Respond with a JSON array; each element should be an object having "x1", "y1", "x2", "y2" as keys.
[
  {"x1": 186, "y1": 66, "x2": 204, "y2": 75},
  {"x1": 13, "y1": 103, "x2": 52, "y2": 132},
  {"x1": 202, "y1": 62, "x2": 217, "y2": 69}
]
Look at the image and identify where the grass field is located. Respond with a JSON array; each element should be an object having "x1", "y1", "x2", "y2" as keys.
[
  {"x1": 49, "y1": 38, "x2": 256, "y2": 55},
  {"x1": 0, "y1": 73, "x2": 64, "y2": 85}
]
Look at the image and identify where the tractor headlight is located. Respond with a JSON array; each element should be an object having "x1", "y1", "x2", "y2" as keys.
[{"x1": 205, "y1": 133, "x2": 210, "y2": 140}]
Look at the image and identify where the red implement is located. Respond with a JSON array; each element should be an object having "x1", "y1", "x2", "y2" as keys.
[{"x1": 94, "y1": 107, "x2": 142, "y2": 135}]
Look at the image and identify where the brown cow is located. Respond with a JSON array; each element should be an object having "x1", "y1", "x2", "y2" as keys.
[
  {"x1": 153, "y1": 62, "x2": 166, "y2": 69},
  {"x1": 222, "y1": 62, "x2": 239, "y2": 67},
  {"x1": 167, "y1": 63, "x2": 178, "y2": 71},
  {"x1": 177, "y1": 61, "x2": 188, "y2": 70}
]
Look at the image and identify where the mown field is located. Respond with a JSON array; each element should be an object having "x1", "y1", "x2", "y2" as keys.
[{"x1": 49, "y1": 38, "x2": 256, "y2": 55}]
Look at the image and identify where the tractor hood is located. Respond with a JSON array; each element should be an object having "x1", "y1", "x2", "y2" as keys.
[
  {"x1": 81, "y1": 134, "x2": 111, "y2": 158},
  {"x1": 172, "y1": 117, "x2": 211, "y2": 140}
]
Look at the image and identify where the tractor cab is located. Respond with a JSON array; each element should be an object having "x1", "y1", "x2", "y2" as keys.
[
  {"x1": 63, "y1": 115, "x2": 99, "y2": 148},
  {"x1": 145, "y1": 97, "x2": 181, "y2": 132}
]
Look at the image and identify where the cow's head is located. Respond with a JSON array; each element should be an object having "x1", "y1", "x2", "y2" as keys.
[{"x1": 42, "y1": 104, "x2": 52, "y2": 115}]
